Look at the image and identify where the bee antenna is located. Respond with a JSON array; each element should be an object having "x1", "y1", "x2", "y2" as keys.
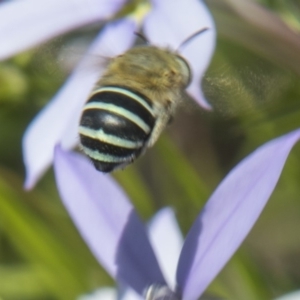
[
  {"x1": 176, "y1": 27, "x2": 209, "y2": 52},
  {"x1": 134, "y1": 32, "x2": 150, "y2": 45}
]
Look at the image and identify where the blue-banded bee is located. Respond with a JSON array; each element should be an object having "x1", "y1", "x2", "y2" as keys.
[{"x1": 79, "y1": 29, "x2": 207, "y2": 172}]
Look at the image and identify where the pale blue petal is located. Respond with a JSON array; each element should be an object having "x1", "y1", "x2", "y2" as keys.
[
  {"x1": 176, "y1": 129, "x2": 300, "y2": 300},
  {"x1": 0, "y1": 0, "x2": 125, "y2": 60},
  {"x1": 144, "y1": 0, "x2": 216, "y2": 109},
  {"x1": 54, "y1": 147, "x2": 165, "y2": 295},
  {"x1": 77, "y1": 284, "x2": 142, "y2": 300},
  {"x1": 120, "y1": 287, "x2": 143, "y2": 300},
  {"x1": 148, "y1": 208, "x2": 183, "y2": 291},
  {"x1": 23, "y1": 18, "x2": 137, "y2": 189},
  {"x1": 275, "y1": 291, "x2": 300, "y2": 300},
  {"x1": 78, "y1": 287, "x2": 117, "y2": 300}
]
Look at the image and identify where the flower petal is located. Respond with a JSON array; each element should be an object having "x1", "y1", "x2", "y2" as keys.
[
  {"x1": 77, "y1": 285, "x2": 142, "y2": 300},
  {"x1": 148, "y1": 208, "x2": 183, "y2": 291},
  {"x1": 176, "y1": 129, "x2": 300, "y2": 300},
  {"x1": 275, "y1": 291, "x2": 300, "y2": 300},
  {"x1": 144, "y1": 0, "x2": 216, "y2": 109},
  {"x1": 0, "y1": 0, "x2": 125, "y2": 60},
  {"x1": 23, "y1": 18, "x2": 137, "y2": 189},
  {"x1": 54, "y1": 147, "x2": 165, "y2": 295},
  {"x1": 77, "y1": 287, "x2": 117, "y2": 300},
  {"x1": 119, "y1": 286, "x2": 143, "y2": 300}
]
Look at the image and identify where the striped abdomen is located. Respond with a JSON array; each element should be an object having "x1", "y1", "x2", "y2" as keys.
[{"x1": 79, "y1": 86, "x2": 156, "y2": 172}]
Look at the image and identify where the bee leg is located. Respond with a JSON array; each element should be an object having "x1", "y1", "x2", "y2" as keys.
[
  {"x1": 146, "y1": 113, "x2": 170, "y2": 148},
  {"x1": 167, "y1": 115, "x2": 174, "y2": 125},
  {"x1": 146, "y1": 96, "x2": 177, "y2": 149}
]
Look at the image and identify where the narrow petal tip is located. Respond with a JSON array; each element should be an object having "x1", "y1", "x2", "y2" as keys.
[
  {"x1": 54, "y1": 147, "x2": 165, "y2": 295},
  {"x1": 177, "y1": 129, "x2": 300, "y2": 300}
]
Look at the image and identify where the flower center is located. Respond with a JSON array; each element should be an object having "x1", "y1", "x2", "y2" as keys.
[{"x1": 144, "y1": 284, "x2": 180, "y2": 300}]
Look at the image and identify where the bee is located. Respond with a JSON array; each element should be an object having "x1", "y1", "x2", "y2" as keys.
[{"x1": 78, "y1": 29, "x2": 208, "y2": 172}]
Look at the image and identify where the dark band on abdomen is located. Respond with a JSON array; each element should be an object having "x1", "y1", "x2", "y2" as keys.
[
  {"x1": 80, "y1": 109, "x2": 149, "y2": 142},
  {"x1": 79, "y1": 86, "x2": 156, "y2": 172}
]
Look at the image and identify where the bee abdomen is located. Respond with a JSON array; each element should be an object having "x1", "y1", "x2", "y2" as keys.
[{"x1": 79, "y1": 86, "x2": 156, "y2": 172}]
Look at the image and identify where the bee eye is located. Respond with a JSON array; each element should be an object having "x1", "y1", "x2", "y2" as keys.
[{"x1": 174, "y1": 55, "x2": 191, "y2": 87}]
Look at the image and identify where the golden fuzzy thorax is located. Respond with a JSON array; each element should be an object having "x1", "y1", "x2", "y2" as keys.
[{"x1": 98, "y1": 46, "x2": 190, "y2": 107}]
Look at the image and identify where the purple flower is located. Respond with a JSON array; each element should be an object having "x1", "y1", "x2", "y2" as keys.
[
  {"x1": 54, "y1": 129, "x2": 300, "y2": 300},
  {"x1": 78, "y1": 208, "x2": 183, "y2": 300},
  {"x1": 0, "y1": 0, "x2": 216, "y2": 189}
]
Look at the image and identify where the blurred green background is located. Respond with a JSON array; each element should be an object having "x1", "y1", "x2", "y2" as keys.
[{"x1": 1, "y1": 0, "x2": 300, "y2": 299}]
